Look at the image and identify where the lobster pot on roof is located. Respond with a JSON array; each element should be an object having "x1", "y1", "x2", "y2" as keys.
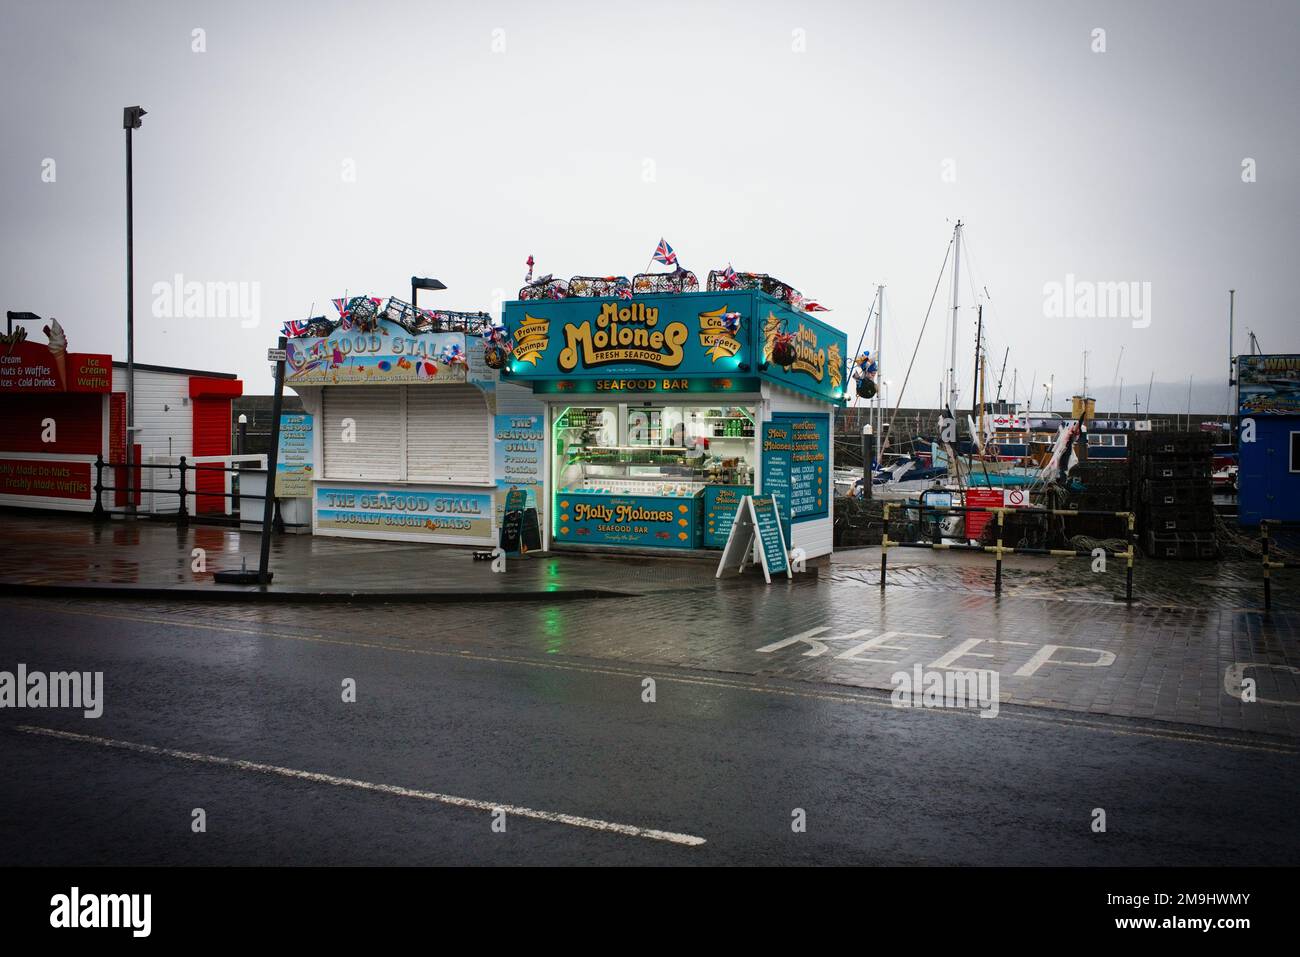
[
  {"x1": 382, "y1": 297, "x2": 425, "y2": 334},
  {"x1": 708, "y1": 271, "x2": 801, "y2": 308},
  {"x1": 518, "y1": 276, "x2": 570, "y2": 301},
  {"x1": 383, "y1": 298, "x2": 489, "y2": 335},
  {"x1": 632, "y1": 269, "x2": 699, "y2": 296},
  {"x1": 567, "y1": 276, "x2": 632, "y2": 299}
]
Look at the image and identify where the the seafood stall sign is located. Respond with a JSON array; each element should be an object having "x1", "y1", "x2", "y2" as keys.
[
  {"x1": 315, "y1": 487, "x2": 493, "y2": 542},
  {"x1": 274, "y1": 413, "x2": 313, "y2": 498},
  {"x1": 285, "y1": 323, "x2": 469, "y2": 386},
  {"x1": 1237, "y1": 354, "x2": 1300, "y2": 415},
  {"x1": 502, "y1": 291, "x2": 848, "y2": 404},
  {"x1": 493, "y1": 413, "x2": 545, "y2": 535}
]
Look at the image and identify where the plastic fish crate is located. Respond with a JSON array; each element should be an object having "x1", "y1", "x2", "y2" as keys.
[
  {"x1": 1140, "y1": 479, "x2": 1213, "y2": 507},
  {"x1": 1137, "y1": 457, "x2": 1212, "y2": 481},
  {"x1": 1142, "y1": 530, "x2": 1218, "y2": 560},
  {"x1": 1130, "y1": 432, "x2": 1215, "y2": 456},
  {"x1": 1141, "y1": 504, "x2": 1215, "y2": 533}
]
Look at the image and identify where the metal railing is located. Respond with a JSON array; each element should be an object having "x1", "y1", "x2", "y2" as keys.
[
  {"x1": 880, "y1": 501, "x2": 1137, "y2": 602},
  {"x1": 1260, "y1": 520, "x2": 1300, "y2": 612},
  {"x1": 91, "y1": 453, "x2": 269, "y2": 526}
]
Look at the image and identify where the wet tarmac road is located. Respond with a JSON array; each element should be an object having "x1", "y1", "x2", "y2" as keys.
[{"x1": 1, "y1": 600, "x2": 1296, "y2": 866}]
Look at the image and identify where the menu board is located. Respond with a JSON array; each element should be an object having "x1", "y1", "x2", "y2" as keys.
[
  {"x1": 750, "y1": 494, "x2": 789, "y2": 577},
  {"x1": 274, "y1": 413, "x2": 313, "y2": 497},
  {"x1": 703, "y1": 484, "x2": 752, "y2": 549},
  {"x1": 715, "y1": 494, "x2": 792, "y2": 583},
  {"x1": 494, "y1": 413, "x2": 545, "y2": 540},
  {"x1": 761, "y1": 413, "x2": 829, "y2": 523}
]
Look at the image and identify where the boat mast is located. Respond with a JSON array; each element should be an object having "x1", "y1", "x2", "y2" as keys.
[
  {"x1": 971, "y1": 304, "x2": 983, "y2": 448},
  {"x1": 947, "y1": 220, "x2": 963, "y2": 415},
  {"x1": 874, "y1": 283, "x2": 884, "y2": 450}
]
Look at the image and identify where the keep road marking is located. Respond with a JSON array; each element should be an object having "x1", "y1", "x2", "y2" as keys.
[
  {"x1": 6, "y1": 601, "x2": 1296, "y2": 756},
  {"x1": 15, "y1": 724, "x2": 707, "y2": 848}
]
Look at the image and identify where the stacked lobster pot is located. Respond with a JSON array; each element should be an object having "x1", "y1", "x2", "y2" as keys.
[{"x1": 1130, "y1": 431, "x2": 1217, "y2": 559}]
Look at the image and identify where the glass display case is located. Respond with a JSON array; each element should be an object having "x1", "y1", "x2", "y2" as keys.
[
  {"x1": 555, "y1": 405, "x2": 755, "y2": 494},
  {"x1": 552, "y1": 404, "x2": 757, "y2": 549}
]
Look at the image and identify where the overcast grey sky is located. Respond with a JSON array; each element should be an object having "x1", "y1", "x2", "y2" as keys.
[{"x1": 2, "y1": 0, "x2": 1296, "y2": 411}]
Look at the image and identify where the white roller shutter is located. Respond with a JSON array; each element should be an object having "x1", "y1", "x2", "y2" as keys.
[
  {"x1": 322, "y1": 387, "x2": 402, "y2": 481},
  {"x1": 406, "y1": 384, "x2": 490, "y2": 484}
]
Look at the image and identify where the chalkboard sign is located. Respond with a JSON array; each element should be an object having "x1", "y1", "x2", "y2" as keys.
[
  {"x1": 499, "y1": 509, "x2": 524, "y2": 554},
  {"x1": 520, "y1": 507, "x2": 541, "y2": 551},
  {"x1": 715, "y1": 494, "x2": 792, "y2": 584},
  {"x1": 749, "y1": 494, "x2": 790, "y2": 578}
]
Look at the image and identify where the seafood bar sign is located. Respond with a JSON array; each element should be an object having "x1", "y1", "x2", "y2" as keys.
[
  {"x1": 503, "y1": 290, "x2": 847, "y2": 403},
  {"x1": 285, "y1": 321, "x2": 469, "y2": 385}
]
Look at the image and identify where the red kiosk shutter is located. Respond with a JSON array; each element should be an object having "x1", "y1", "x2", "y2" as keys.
[{"x1": 189, "y1": 377, "x2": 240, "y2": 514}]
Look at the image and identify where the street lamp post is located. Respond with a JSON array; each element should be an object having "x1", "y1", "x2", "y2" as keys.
[
  {"x1": 6, "y1": 310, "x2": 42, "y2": 337},
  {"x1": 410, "y1": 275, "x2": 446, "y2": 315},
  {"x1": 123, "y1": 105, "x2": 146, "y2": 515}
]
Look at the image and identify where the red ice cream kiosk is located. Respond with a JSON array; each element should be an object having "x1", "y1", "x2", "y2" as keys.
[{"x1": 0, "y1": 320, "x2": 242, "y2": 513}]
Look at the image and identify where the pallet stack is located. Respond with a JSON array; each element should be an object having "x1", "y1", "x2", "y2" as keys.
[{"x1": 1129, "y1": 431, "x2": 1217, "y2": 559}]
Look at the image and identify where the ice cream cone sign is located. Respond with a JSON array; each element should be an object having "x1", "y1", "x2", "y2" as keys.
[{"x1": 43, "y1": 318, "x2": 68, "y2": 390}]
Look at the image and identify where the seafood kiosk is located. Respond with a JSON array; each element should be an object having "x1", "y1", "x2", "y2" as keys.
[
  {"x1": 282, "y1": 296, "x2": 514, "y2": 546},
  {"x1": 500, "y1": 271, "x2": 847, "y2": 559}
]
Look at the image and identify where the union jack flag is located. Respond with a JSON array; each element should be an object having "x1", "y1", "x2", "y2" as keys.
[
  {"x1": 332, "y1": 297, "x2": 351, "y2": 318},
  {"x1": 281, "y1": 319, "x2": 310, "y2": 338},
  {"x1": 652, "y1": 238, "x2": 677, "y2": 266},
  {"x1": 720, "y1": 264, "x2": 739, "y2": 289},
  {"x1": 803, "y1": 301, "x2": 830, "y2": 312},
  {"x1": 616, "y1": 283, "x2": 633, "y2": 300}
]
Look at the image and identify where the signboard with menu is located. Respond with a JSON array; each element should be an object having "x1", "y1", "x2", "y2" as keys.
[
  {"x1": 761, "y1": 413, "x2": 830, "y2": 523},
  {"x1": 715, "y1": 493, "x2": 791, "y2": 584},
  {"x1": 274, "y1": 413, "x2": 313, "y2": 497}
]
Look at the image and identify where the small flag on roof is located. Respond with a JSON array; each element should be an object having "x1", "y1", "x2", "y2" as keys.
[{"x1": 652, "y1": 238, "x2": 677, "y2": 266}]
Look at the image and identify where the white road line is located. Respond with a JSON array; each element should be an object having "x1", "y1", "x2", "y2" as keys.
[{"x1": 15, "y1": 724, "x2": 706, "y2": 848}]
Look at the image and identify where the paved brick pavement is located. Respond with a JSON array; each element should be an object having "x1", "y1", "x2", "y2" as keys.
[{"x1": 4, "y1": 512, "x2": 1298, "y2": 739}]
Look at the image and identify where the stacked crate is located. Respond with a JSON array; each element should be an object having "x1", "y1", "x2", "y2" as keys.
[
  {"x1": 1063, "y1": 459, "x2": 1132, "y2": 540},
  {"x1": 1130, "y1": 432, "x2": 1217, "y2": 559}
]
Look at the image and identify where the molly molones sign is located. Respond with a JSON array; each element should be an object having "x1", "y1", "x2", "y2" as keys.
[{"x1": 503, "y1": 291, "x2": 848, "y2": 404}]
